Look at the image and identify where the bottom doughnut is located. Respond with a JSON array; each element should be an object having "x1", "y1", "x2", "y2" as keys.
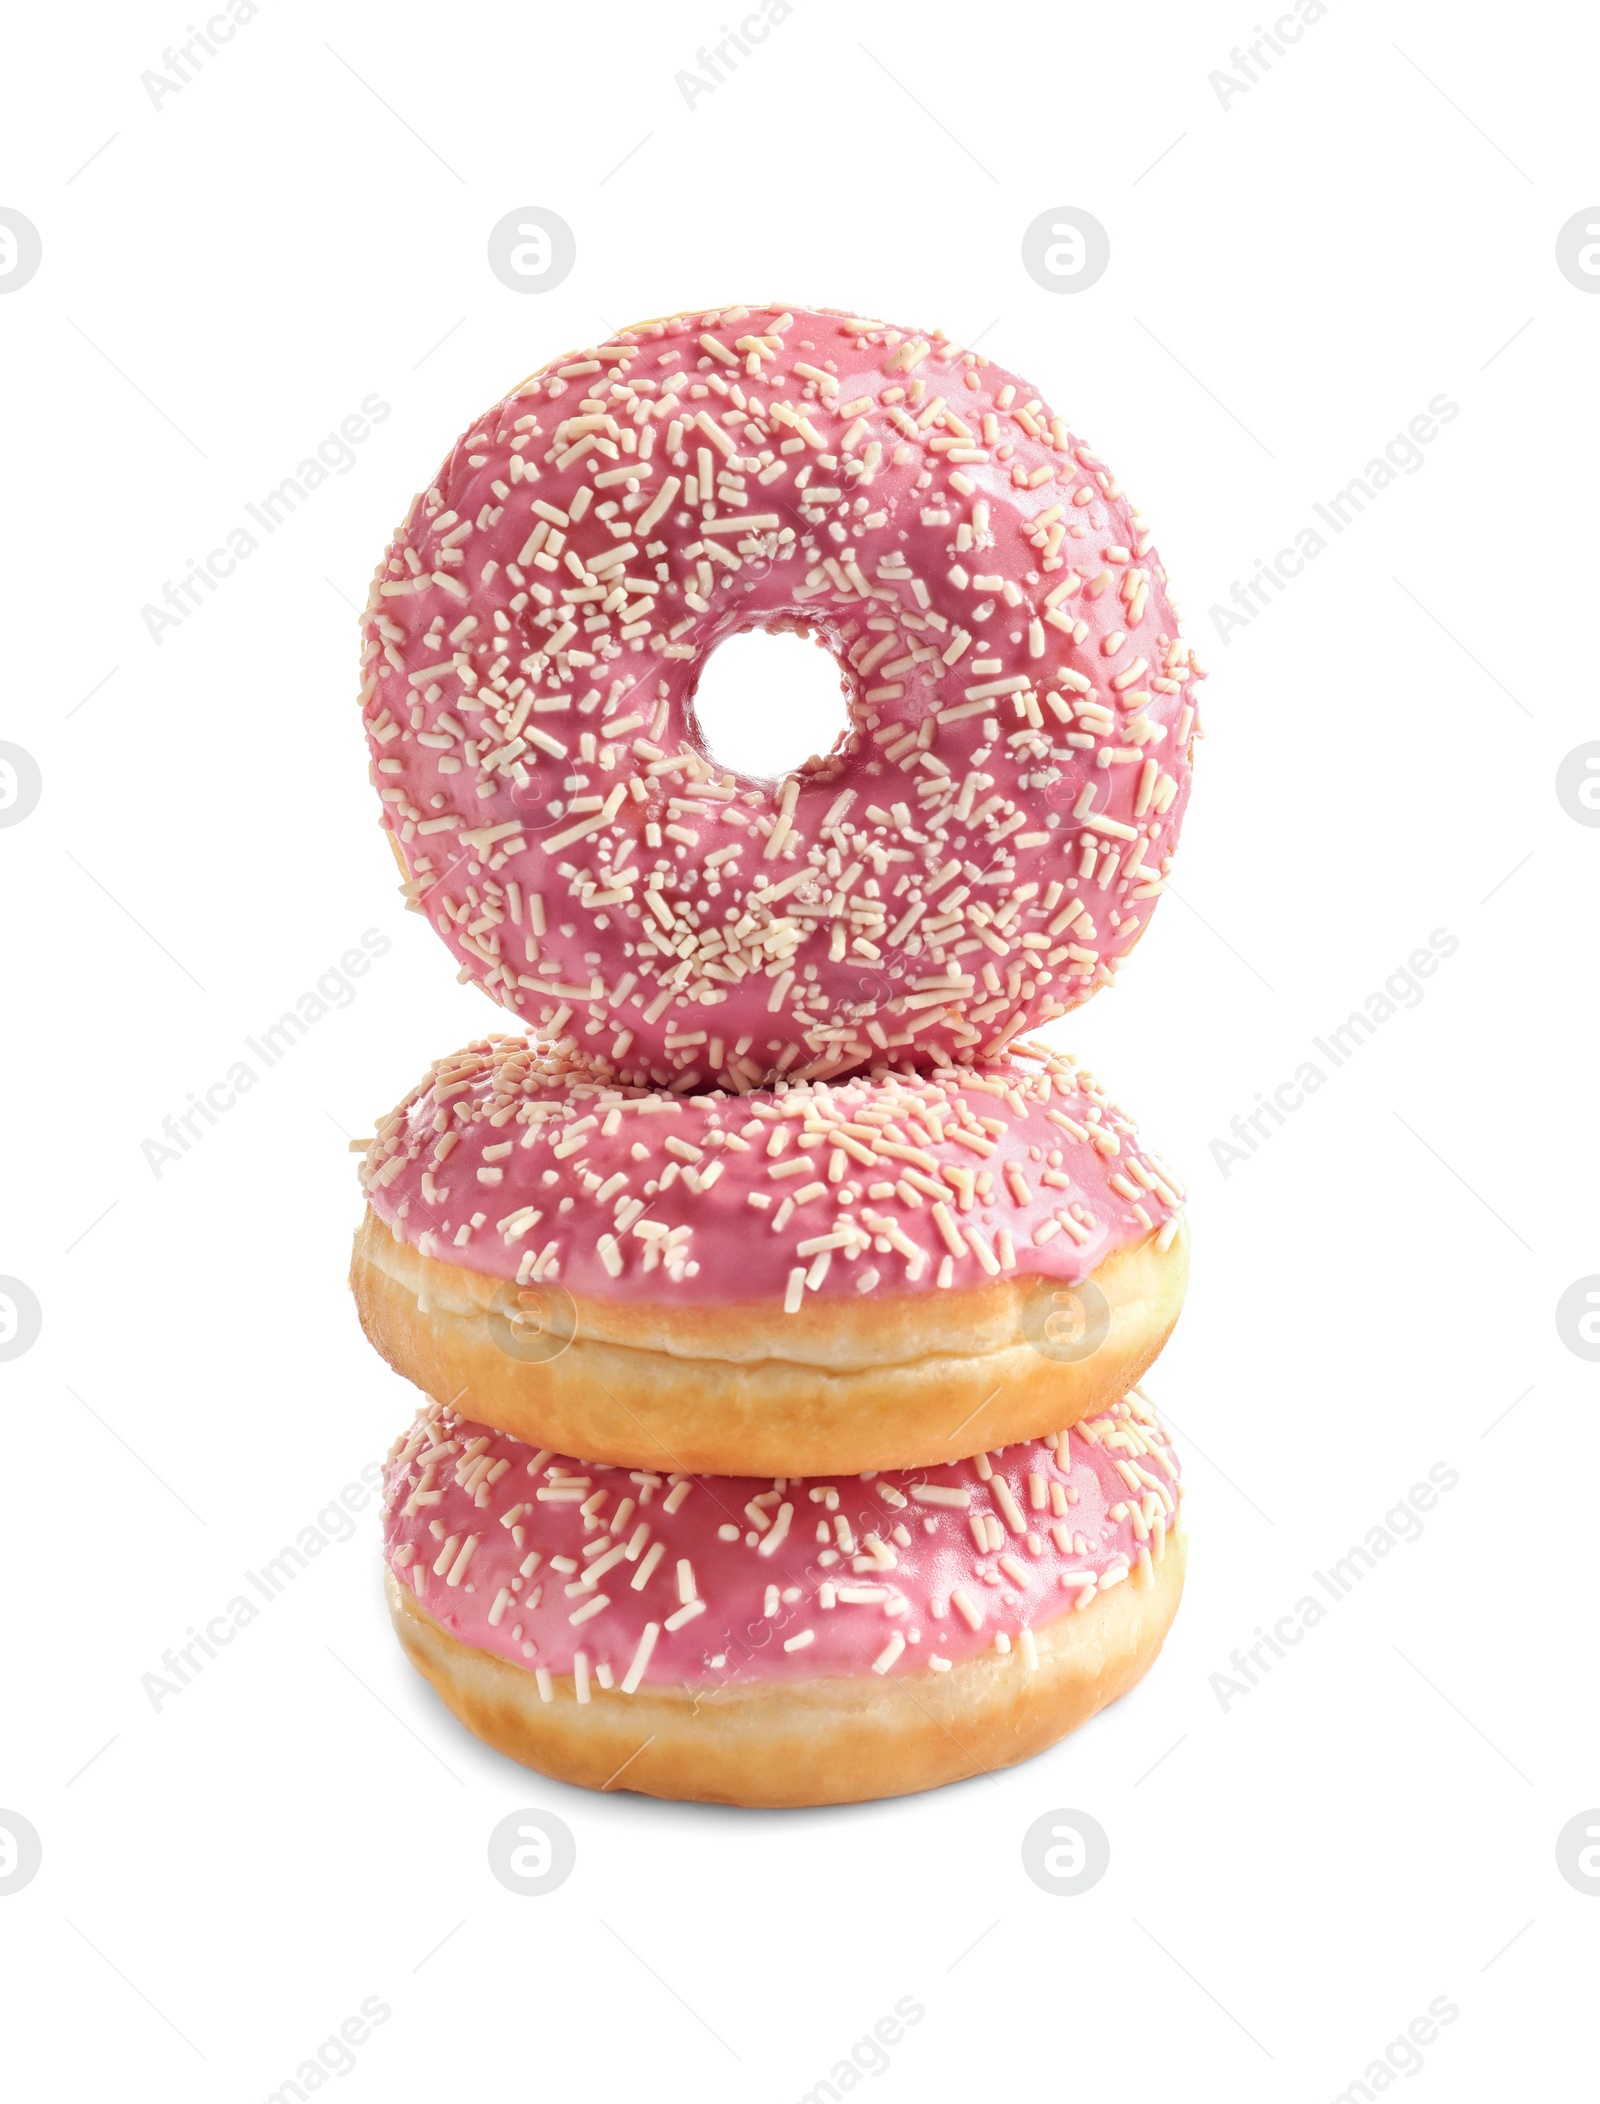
[
  {"x1": 380, "y1": 1391, "x2": 1187, "y2": 1806},
  {"x1": 386, "y1": 1541, "x2": 1184, "y2": 1807}
]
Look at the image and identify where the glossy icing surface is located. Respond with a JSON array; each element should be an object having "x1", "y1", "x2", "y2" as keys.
[
  {"x1": 383, "y1": 1390, "x2": 1183, "y2": 1691},
  {"x1": 359, "y1": 1036, "x2": 1185, "y2": 1307}
]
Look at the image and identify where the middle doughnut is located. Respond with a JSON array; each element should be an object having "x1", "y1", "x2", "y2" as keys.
[{"x1": 351, "y1": 1034, "x2": 1188, "y2": 1476}]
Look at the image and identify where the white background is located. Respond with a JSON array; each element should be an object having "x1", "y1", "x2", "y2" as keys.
[{"x1": 2, "y1": 0, "x2": 1595, "y2": 2095}]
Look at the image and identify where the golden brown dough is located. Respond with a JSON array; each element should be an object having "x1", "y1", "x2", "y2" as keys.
[
  {"x1": 383, "y1": 1533, "x2": 1186, "y2": 1808},
  {"x1": 352, "y1": 1208, "x2": 1185, "y2": 1475}
]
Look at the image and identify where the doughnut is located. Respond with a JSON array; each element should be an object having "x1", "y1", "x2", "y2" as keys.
[
  {"x1": 358, "y1": 301, "x2": 1202, "y2": 1090},
  {"x1": 381, "y1": 1388, "x2": 1186, "y2": 1807},
  {"x1": 351, "y1": 1034, "x2": 1188, "y2": 1476}
]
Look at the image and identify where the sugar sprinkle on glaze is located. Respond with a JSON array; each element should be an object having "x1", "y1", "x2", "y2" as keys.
[
  {"x1": 383, "y1": 1389, "x2": 1183, "y2": 1691},
  {"x1": 360, "y1": 1035, "x2": 1186, "y2": 1305}
]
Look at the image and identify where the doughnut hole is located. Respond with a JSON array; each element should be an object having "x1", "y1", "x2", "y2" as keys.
[
  {"x1": 683, "y1": 622, "x2": 911, "y2": 1024},
  {"x1": 684, "y1": 621, "x2": 854, "y2": 785}
]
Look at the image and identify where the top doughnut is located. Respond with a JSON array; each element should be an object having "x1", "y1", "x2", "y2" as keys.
[{"x1": 359, "y1": 303, "x2": 1202, "y2": 1090}]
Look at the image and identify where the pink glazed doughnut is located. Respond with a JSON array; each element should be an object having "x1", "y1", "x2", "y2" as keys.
[
  {"x1": 350, "y1": 1035, "x2": 1190, "y2": 1475},
  {"x1": 381, "y1": 1388, "x2": 1186, "y2": 1805},
  {"x1": 359, "y1": 303, "x2": 1203, "y2": 1090}
]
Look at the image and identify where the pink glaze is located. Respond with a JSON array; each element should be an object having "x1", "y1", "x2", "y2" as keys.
[
  {"x1": 358, "y1": 303, "x2": 1202, "y2": 1090},
  {"x1": 359, "y1": 1037, "x2": 1184, "y2": 1307},
  {"x1": 383, "y1": 1392, "x2": 1183, "y2": 1691}
]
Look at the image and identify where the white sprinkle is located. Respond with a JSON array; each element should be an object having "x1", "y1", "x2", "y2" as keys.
[
  {"x1": 756, "y1": 1501, "x2": 793, "y2": 1557},
  {"x1": 871, "y1": 1634, "x2": 906, "y2": 1675},
  {"x1": 911, "y1": 1483, "x2": 970, "y2": 1509},
  {"x1": 950, "y1": 1588, "x2": 983, "y2": 1631},
  {"x1": 620, "y1": 1623, "x2": 660, "y2": 1694}
]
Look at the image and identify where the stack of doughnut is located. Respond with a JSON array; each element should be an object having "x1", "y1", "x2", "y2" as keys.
[{"x1": 349, "y1": 303, "x2": 1202, "y2": 1807}]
